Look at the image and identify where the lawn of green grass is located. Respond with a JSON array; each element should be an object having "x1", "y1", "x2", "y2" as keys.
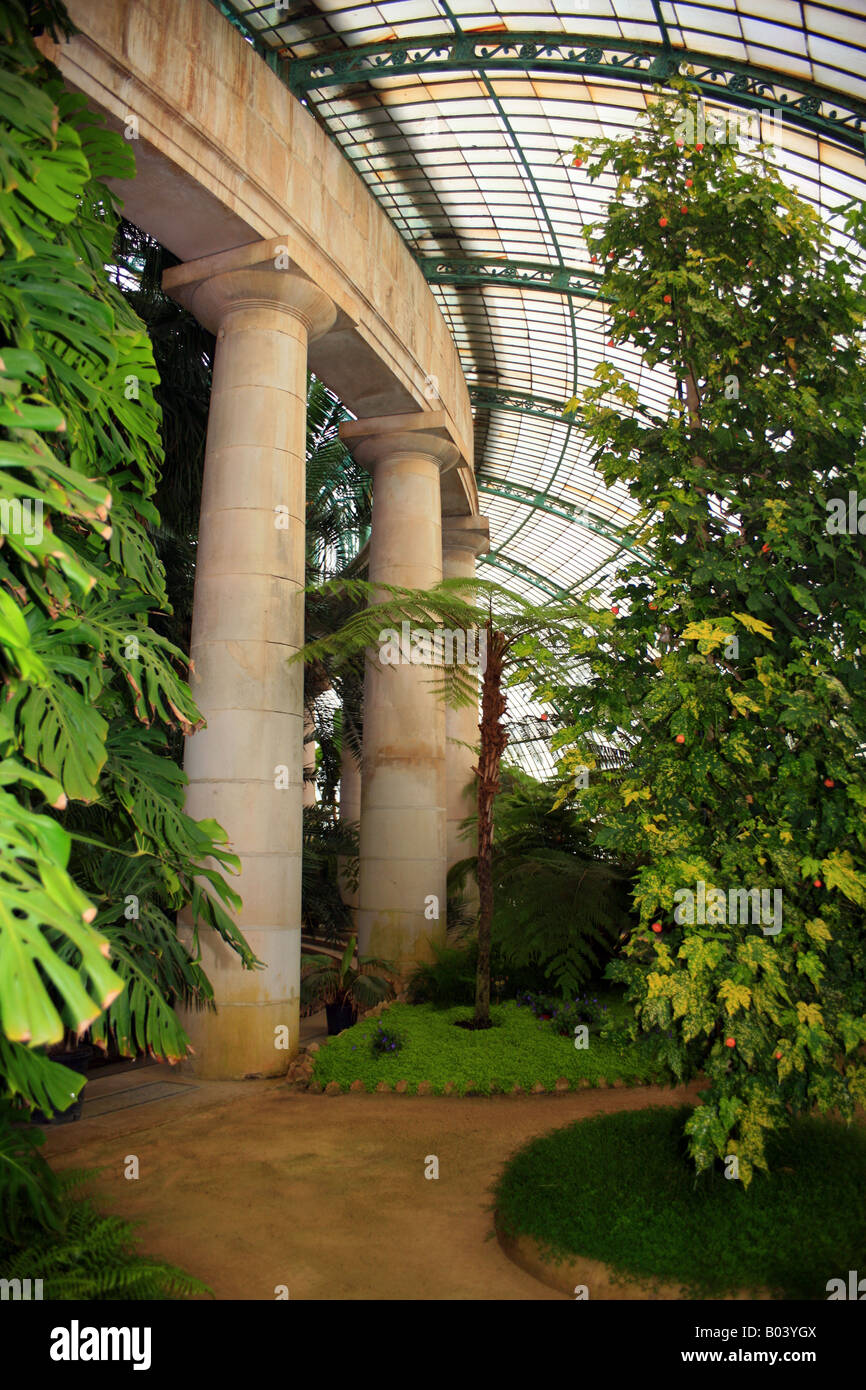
[
  {"x1": 494, "y1": 1106, "x2": 866, "y2": 1299},
  {"x1": 310, "y1": 995, "x2": 658, "y2": 1094}
]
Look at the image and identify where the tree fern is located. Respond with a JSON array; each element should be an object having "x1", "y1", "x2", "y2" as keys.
[{"x1": 452, "y1": 768, "x2": 633, "y2": 996}]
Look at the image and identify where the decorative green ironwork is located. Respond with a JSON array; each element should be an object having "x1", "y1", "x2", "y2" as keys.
[
  {"x1": 421, "y1": 256, "x2": 604, "y2": 300},
  {"x1": 287, "y1": 32, "x2": 866, "y2": 153},
  {"x1": 469, "y1": 384, "x2": 574, "y2": 423},
  {"x1": 477, "y1": 477, "x2": 653, "y2": 564}
]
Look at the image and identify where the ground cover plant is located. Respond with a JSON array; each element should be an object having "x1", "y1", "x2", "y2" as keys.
[
  {"x1": 547, "y1": 81, "x2": 866, "y2": 1183},
  {"x1": 494, "y1": 1106, "x2": 866, "y2": 1300},
  {"x1": 309, "y1": 995, "x2": 658, "y2": 1094}
]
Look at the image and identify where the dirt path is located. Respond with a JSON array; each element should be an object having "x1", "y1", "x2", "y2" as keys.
[{"x1": 43, "y1": 1068, "x2": 702, "y2": 1300}]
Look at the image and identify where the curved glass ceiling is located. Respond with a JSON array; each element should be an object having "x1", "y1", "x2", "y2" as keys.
[{"x1": 213, "y1": 1, "x2": 866, "y2": 772}]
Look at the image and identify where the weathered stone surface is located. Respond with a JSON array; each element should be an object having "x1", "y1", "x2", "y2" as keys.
[
  {"x1": 554, "y1": 1076, "x2": 570, "y2": 1092},
  {"x1": 324, "y1": 1081, "x2": 342, "y2": 1096},
  {"x1": 349, "y1": 1079, "x2": 365, "y2": 1092},
  {"x1": 416, "y1": 1080, "x2": 432, "y2": 1095},
  {"x1": 307, "y1": 1042, "x2": 321, "y2": 1055},
  {"x1": 308, "y1": 1080, "x2": 323, "y2": 1094},
  {"x1": 531, "y1": 1081, "x2": 546, "y2": 1094},
  {"x1": 395, "y1": 1079, "x2": 409, "y2": 1093}
]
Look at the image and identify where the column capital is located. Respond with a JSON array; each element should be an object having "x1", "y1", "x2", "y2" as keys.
[
  {"x1": 339, "y1": 410, "x2": 465, "y2": 474},
  {"x1": 442, "y1": 513, "x2": 490, "y2": 557},
  {"x1": 163, "y1": 240, "x2": 337, "y2": 340}
]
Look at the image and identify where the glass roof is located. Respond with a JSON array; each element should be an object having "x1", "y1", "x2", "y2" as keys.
[{"x1": 214, "y1": 0, "x2": 866, "y2": 775}]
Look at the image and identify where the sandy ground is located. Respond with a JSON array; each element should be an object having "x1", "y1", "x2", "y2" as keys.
[{"x1": 42, "y1": 1065, "x2": 702, "y2": 1300}]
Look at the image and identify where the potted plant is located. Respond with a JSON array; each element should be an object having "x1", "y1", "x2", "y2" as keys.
[{"x1": 300, "y1": 936, "x2": 397, "y2": 1035}]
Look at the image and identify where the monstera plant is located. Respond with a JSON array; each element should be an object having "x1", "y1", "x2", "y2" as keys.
[{"x1": 0, "y1": 0, "x2": 255, "y2": 1191}]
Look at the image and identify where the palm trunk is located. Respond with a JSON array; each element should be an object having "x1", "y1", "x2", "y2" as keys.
[{"x1": 474, "y1": 623, "x2": 508, "y2": 1025}]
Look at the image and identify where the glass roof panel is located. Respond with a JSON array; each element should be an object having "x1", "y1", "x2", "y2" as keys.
[{"x1": 219, "y1": 0, "x2": 866, "y2": 759}]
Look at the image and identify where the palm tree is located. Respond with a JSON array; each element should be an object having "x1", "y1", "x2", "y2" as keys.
[{"x1": 300, "y1": 934, "x2": 396, "y2": 1033}]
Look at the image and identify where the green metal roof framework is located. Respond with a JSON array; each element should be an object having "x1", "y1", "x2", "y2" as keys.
[
  {"x1": 286, "y1": 30, "x2": 866, "y2": 153},
  {"x1": 210, "y1": 0, "x2": 866, "y2": 774},
  {"x1": 419, "y1": 254, "x2": 605, "y2": 297}
]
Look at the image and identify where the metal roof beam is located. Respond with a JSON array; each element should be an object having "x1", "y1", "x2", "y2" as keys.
[
  {"x1": 469, "y1": 384, "x2": 574, "y2": 423},
  {"x1": 477, "y1": 477, "x2": 653, "y2": 564},
  {"x1": 422, "y1": 256, "x2": 604, "y2": 300},
  {"x1": 477, "y1": 553, "x2": 569, "y2": 601},
  {"x1": 286, "y1": 32, "x2": 866, "y2": 154}
]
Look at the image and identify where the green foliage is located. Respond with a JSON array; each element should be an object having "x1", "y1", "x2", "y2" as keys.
[
  {"x1": 0, "y1": 6, "x2": 252, "y2": 1130},
  {"x1": 494, "y1": 1107, "x2": 866, "y2": 1300},
  {"x1": 407, "y1": 939, "x2": 558, "y2": 1007},
  {"x1": 407, "y1": 943, "x2": 479, "y2": 1006},
  {"x1": 452, "y1": 768, "x2": 632, "y2": 995},
  {"x1": 302, "y1": 804, "x2": 358, "y2": 945},
  {"x1": 548, "y1": 84, "x2": 866, "y2": 1182},
  {"x1": 0, "y1": 1098, "x2": 61, "y2": 1239},
  {"x1": 0, "y1": 1174, "x2": 211, "y2": 1299},
  {"x1": 296, "y1": 574, "x2": 587, "y2": 714},
  {"x1": 517, "y1": 991, "x2": 607, "y2": 1037},
  {"x1": 311, "y1": 996, "x2": 656, "y2": 1093},
  {"x1": 304, "y1": 377, "x2": 371, "y2": 583}
]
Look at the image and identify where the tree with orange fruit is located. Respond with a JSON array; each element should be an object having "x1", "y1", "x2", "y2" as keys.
[{"x1": 548, "y1": 81, "x2": 866, "y2": 1184}]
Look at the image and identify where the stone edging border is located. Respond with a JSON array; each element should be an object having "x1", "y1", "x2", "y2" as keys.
[
  {"x1": 286, "y1": 1044, "x2": 663, "y2": 1095},
  {"x1": 493, "y1": 1216, "x2": 772, "y2": 1301}
]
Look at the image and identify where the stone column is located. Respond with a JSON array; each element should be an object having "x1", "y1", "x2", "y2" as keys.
[
  {"x1": 442, "y1": 516, "x2": 490, "y2": 895},
  {"x1": 339, "y1": 413, "x2": 461, "y2": 974},
  {"x1": 163, "y1": 245, "x2": 336, "y2": 1079}
]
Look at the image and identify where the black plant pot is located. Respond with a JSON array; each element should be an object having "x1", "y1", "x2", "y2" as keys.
[
  {"x1": 31, "y1": 1044, "x2": 94, "y2": 1126},
  {"x1": 325, "y1": 1001, "x2": 356, "y2": 1036}
]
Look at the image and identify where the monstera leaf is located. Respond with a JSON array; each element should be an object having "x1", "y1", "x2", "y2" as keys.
[
  {"x1": 7, "y1": 668, "x2": 108, "y2": 802},
  {"x1": 0, "y1": 784, "x2": 123, "y2": 1048}
]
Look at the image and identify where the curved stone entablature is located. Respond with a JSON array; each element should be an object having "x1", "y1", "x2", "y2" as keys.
[{"x1": 38, "y1": 0, "x2": 476, "y2": 516}]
